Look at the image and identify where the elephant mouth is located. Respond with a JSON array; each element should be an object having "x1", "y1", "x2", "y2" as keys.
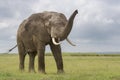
[{"x1": 52, "y1": 38, "x2": 61, "y2": 45}]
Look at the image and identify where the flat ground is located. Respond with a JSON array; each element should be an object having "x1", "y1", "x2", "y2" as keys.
[{"x1": 0, "y1": 54, "x2": 120, "y2": 80}]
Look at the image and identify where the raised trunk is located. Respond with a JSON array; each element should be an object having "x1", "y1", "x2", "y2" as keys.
[{"x1": 62, "y1": 10, "x2": 78, "y2": 39}]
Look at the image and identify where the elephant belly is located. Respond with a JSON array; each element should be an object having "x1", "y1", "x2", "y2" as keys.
[{"x1": 23, "y1": 39, "x2": 36, "y2": 53}]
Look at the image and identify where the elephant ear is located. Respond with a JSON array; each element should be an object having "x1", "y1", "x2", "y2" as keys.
[
  {"x1": 45, "y1": 21, "x2": 50, "y2": 27},
  {"x1": 44, "y1": 20, "x2": 51, "y2": 34}
]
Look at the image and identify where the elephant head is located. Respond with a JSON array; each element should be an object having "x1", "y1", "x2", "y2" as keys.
[{"x1": 49, "y1": 10, "x2": 78, "y2": 45}]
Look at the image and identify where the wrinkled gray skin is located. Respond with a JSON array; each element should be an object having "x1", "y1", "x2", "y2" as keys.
[{"x1": 17, "y1": 10, "x2": 78, "y2": 73}]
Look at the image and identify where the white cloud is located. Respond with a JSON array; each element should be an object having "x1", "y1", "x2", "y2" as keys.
[
  {"x1": 0, "y1": 22, "x2": 9, "y2": 29},
  {"x1": 0, "y1": 0, "x2": 120, "y2": 53}
]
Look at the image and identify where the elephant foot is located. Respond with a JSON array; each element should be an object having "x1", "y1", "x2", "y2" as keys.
[
  {"x1": 29, "y1": 70, "x2": 36, "y2": 73},
  {"x1": 19, "y1": 68, "x2": 25, "y2": 72},
  {"x1": 57, "y1": 70, "x2": 64, "y2": 74},
  {"x1": 38, "y1": 70, "x2": 46, "y2": 74}
]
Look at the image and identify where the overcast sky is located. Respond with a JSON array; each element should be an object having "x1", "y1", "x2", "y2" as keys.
[{"x1": 0, "y1": 0, "x2": 120, "y2": 53}]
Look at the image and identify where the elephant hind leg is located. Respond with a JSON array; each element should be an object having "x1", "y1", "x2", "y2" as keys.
[
  {"x1": 28, "y1": 51, "x2": 37, "y2": 73},
  {"x1": 18, "y1": 42, "x2": 27, "y2": 71},
  {"x1": 37, "y1": 44, "x2": 46, "y2": 74}
]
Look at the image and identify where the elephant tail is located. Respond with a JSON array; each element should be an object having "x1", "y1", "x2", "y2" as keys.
[{"x1": 8, "y1": 45, "x2": 17, "y2": 53}]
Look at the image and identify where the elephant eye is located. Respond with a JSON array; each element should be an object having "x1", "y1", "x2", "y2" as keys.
[{"x1": 56, "y1": 22, "x2": 65, "y2": 27}]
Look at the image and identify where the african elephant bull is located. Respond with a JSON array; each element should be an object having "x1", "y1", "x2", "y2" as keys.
[{"x1": 17, "y1": 10, "x2": 78, "y2": 73}]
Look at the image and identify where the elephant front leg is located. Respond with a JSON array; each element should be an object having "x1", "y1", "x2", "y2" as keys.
[
  {"x1": 50, "y1": 44, "x2": 64, "y2": 73},
  {"x1": 37, "y1": 45, "x2": 46, "y2": 74}
]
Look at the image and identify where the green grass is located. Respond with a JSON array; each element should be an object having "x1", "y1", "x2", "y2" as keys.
[{"x1": 0, "y1": 53, "x2": 120, "y2": 80}]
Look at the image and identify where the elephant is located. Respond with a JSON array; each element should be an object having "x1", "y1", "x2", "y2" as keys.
[{"x1": 17, "y1": 9, "x2": 78, "y2": 73}]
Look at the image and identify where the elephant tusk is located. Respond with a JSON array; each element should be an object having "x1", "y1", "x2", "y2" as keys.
[
  {"x1": 66, "y1": 38, "x2": 76, "y2": 46},
  {"x1": 52, "y1": 38, "x2": 60, "y2": 45}
]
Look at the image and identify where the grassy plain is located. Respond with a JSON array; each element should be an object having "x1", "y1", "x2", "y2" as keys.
[{"x1": 0, "y1": 53, "x2": 120, "y2": 80}]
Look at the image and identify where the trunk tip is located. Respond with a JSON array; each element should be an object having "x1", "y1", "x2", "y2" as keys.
[{"x1": 74, "y1": 9, "x2": 78, "y2": 14}]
